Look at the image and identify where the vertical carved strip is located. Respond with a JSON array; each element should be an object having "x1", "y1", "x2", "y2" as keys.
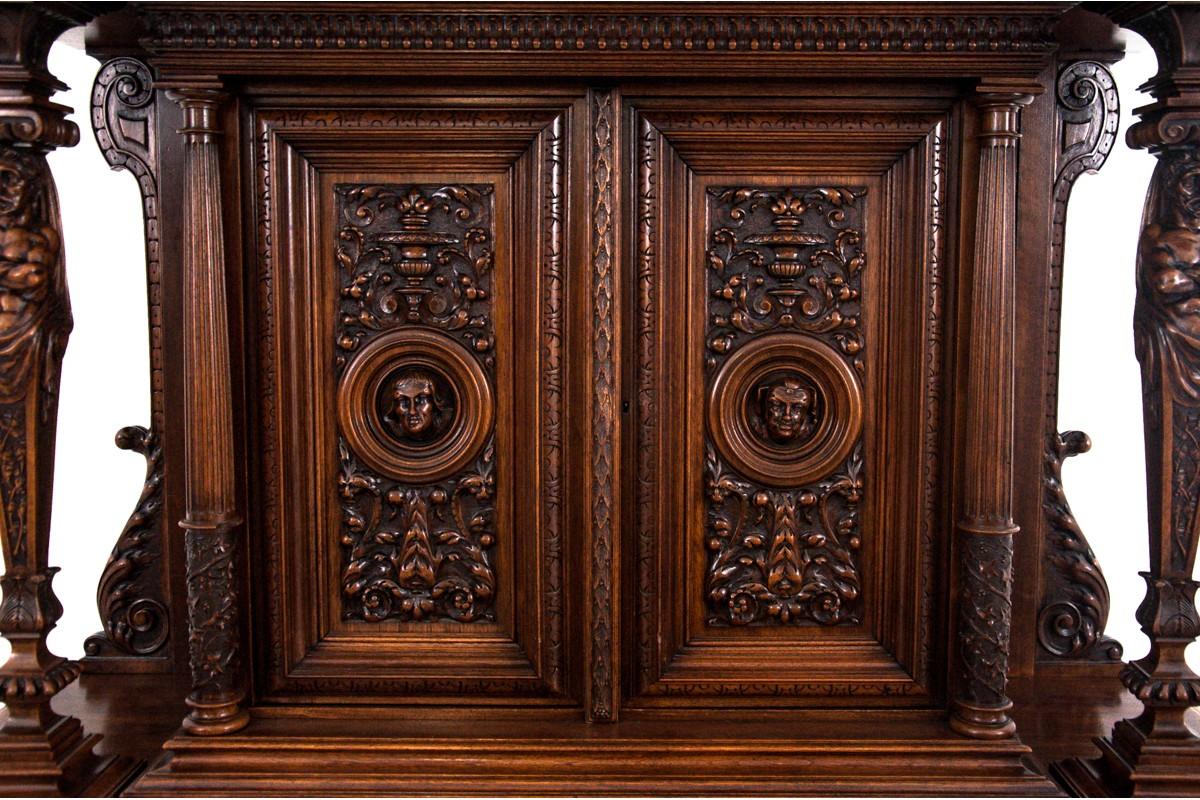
[
  {"x1": 950, "y1": 83, "x2": 1036, "y2": 740},
  {"x1": 166, "y1": 87, "x2": 249, "y2": 736},
  {"x1": 588, "y1": 88, "x2": 619, "y2": 722},
  {"x1": 919, "y1": 124, "x2": 946, "y2": 680},
  {"x1": 1037, "y1": 60, "x2": 1122, "y2": 663},
  {"x1": 635, "y1": 115, "x2": 657, "y2": 690},
  {"x1": 84, "y1": 57, "x2": 170, "y2": 661},
  {"x1": 541, "y1": 115, "x2": 565, "y2": 685}
]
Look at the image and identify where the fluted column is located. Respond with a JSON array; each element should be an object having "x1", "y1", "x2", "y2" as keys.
[
  {"x1": 164, "y1": 85, "x2": 249, "y2": 736},
  {"x1": 949, "y1": 81, "x2": 1037, "y2": 740}
]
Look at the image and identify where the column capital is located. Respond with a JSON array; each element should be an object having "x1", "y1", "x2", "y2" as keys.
[
  {"x1": 163, "y1": 82, "x2": 227, "y2": 142},
  {"x1": 974, "y1": 80, "x2": 1042, "y2": 146},
  {"x1": 0, "y1": 4, "x2": 99, "y2": 150},
  {"x1": 1110, "y1": 3, "x2": 1200, "y2": 153}
]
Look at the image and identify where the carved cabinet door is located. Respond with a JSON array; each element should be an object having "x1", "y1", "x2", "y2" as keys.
[
  {"x1": 250, "y1": 95, "x2": 583, "y2": 705},
  {"x1": 624, "y1": 94, "x2": 949, "y2": 708},
  {"x1": 247, "y1": 86, "x2": 950, "y2": 713}
]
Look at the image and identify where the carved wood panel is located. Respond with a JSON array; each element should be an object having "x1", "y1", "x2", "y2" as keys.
[
  {"x1": 251, "y1": 100, "x2": 578, "y2": 702},
  {"x1": 334, "y1": 183, "x2": 498, "y2": 625},
  {"x1": 627, "y1": 99, "x2": 948, "y2": 705},
  {"x1": 703, "y1": 186, "x2": 866, "y2": 629}
]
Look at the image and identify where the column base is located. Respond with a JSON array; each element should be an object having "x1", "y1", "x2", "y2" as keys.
[
  {"x1": 182, "y1": 693, "x2": 249, "y2": 736},
  {"x1": 1052, "y1": 716, "x2": 1200, "y2": 797},
  {"x1": 0, "y1": 709, "x2": 141, "y2": 797},
  {"x1": 950, "y1": 698, "x2": 1018, "y2": 739}
]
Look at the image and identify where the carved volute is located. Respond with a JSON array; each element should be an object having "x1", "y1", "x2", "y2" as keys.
[{"x1": 83, "y1": 57, "x2": 170, "y2": 662}]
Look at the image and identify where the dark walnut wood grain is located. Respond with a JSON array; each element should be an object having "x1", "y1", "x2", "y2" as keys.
[
  {"x1": 0, "y1": 3, "x2": 139, "y2": 796},
  {"x1": 1037, "y1": 58, "x2": 1123, "y2": 665},
  {"x1": 0, "y1": 1, "x2": 1185, "y2": 796},
  {"x1": 703, "y1": 186, "x2": 866, "y2": 628},
  {"x1": 83, "y1": 57, "x2": 171, "y2": 667},
  {"x1": 334, "y1": 184, "x2": 498, "y2": 625},
  {"x1": 165, "y1": 86, "x2": 250, "y2": 738},
  {"x1": 1055, "y1": 6, "x2": 1200, "y2": 794}
]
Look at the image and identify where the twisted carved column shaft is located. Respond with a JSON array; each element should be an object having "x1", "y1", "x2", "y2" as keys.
[
  {"x1": 165, "y1": 86, "x2": 249, "y2": 736},
  {"x1": 950, "y1": 81, "x2": 1037, "y2": 740}
]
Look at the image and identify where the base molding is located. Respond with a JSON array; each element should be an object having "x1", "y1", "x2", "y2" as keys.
[
  {"x1": 1052, "y1": 718, "x2": 1200, "y2": 798},
  {"x1": 127, "y1": 707, "x2": 1060, "y2": 796},
  {"x1": 0, "y1": 712, "x2": 141, "y2": 797}
]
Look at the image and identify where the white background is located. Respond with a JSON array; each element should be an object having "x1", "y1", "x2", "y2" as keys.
[{"x1": 2, "y1": 31, "x2": 1196, "y2": 676}]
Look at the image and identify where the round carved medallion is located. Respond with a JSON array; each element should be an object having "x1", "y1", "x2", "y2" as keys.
[
  {"x1": 337, "y1": 328, "x2": 492, "y2": 483},
  {"x1": 708, "y1": 333, "x2": 862, "y2": 487}
]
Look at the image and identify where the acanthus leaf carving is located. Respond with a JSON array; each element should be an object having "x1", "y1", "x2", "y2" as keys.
[
  {"x1": 335, "y1": 182, "x2": 497, "y2": 625},
  {"x1": 705, "y1": 186, "x2": 865, "y2": 373},
  {"x1": 84, "y1": 56, "x2": 170, "y2": 661},
  {"x1": 704, "y1": 184, "x2": 866, "y2": 628},
  {"x1": 706, "y1": 441, "x2": 863, "y2": 627},
  {"x1": 1036, "y1": 60, "x2": 1120, "y2": 663},
  {"x1": 589, "y1": 88, "x2": 617, "y2": 721},
  {"x1": 84, "y1": 426, "x2": 168, "y2": 658},
  {"x1": 1037, "y1": 430, "x2": 1122, "y2": 661},
  {"x1": 335, "y1": 183, "x2": 495, "y2": 373},
  {"x1": 339, "y1": 438, "x2": 497, "y2": 624}
]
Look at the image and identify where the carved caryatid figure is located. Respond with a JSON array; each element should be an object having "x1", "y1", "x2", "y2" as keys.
[
  {"x1": 1138, "y1": 152, "x2": 1200, "y2": 401},
  {"x1": 0, "y1": 150, "x2": 65, "y2": 406},
  {"x1": 759, "y1": 376, "x2": 818, "y2": 444}
]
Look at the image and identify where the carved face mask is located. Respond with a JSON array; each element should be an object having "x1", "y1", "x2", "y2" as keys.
[
  {"x1": 763, "y1": 379, "x2": 815, "y2": 443},
  {"x1": 0, "y1": 162, "x2": 30, "y2": 218},
  {"x1": 391, "y1": 375, "x2": 437, "y2": 437}
]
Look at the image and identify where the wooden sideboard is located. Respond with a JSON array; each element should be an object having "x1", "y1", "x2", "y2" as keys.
[{"x1": 1, "y1": 2, "x2": 1199, "y2": 795}]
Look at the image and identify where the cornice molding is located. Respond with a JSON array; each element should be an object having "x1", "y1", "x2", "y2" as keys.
[{"x1": 127, "y1": 3, "x2": 1066, "y2": 78}]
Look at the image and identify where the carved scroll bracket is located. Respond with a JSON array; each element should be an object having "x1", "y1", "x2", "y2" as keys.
[
  {"x1": 1038, "y1": 59, "x2": 1123, "y2": 664},
  {"x1": 163, "y1": 82, "x2": 249, "y2": 737},
  {"x1": 949, "y1": 81, "x2": 1038, "y2": 741},
  {"x1": 83, "y1": 56, "x2": 170, "y2": 663}
]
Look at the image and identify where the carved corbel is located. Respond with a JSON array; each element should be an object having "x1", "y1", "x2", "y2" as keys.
[
  {"x1": 1037, "y1": 58, "x2": 1124, "y2": 663},
  {"x1": 949, "y1": 80, "x2": 1039, "y2": 740},
  {"x1": 83, "y1": 57, "x2": 170, "y2": 664},
  {"x1": 0, "y1": 3, "x2": 138, "y2": 795},
  {"x1": 1054, "y1": 4, "x2": 1200, "y2": 795},
  {"x1": 163, "y1": 83, "x2": 249, "y2": 736}
]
